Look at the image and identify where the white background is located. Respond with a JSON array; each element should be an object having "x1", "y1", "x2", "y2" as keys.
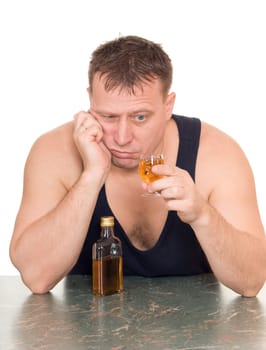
[{"x1": 0, "y1": 0, "x2": 265, "y2": 275}]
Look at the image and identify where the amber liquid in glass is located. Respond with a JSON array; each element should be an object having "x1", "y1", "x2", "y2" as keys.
[
  {"x1": 93, "y1": 256, "x2": 123, "y2": 296},
  {"x1": 138, "y1": 157, "x2": 164, "y2": 184}
]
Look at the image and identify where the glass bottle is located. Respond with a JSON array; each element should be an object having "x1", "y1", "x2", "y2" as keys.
[{"x1": 92, "y1": 216, "x2": 123, "y2": 296}]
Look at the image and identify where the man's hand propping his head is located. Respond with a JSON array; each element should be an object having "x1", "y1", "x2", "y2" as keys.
[{"x1": 73, "y1": 110, "x2": 111, "y2": 180}]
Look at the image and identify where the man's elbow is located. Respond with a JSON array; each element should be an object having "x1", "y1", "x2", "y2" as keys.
[
  {"x1": 15, "y1": 269, "x2": 52, "y2": 294},
  {"x1": 25, "y1": 278, "x2": 52, "y2": 294},
  {"x1": 14, "y1": 263, "x2": 57, "y2": 294},
  {"x1": 10, "y1": 251, "x2": 60, "y2": 294},
  {"x1": 238, "y1": 278, "x2": 265, "y2": 298}
]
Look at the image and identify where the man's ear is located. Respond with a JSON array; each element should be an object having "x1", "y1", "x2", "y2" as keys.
[
  {"x1": 87, "y1": 86, "x2": 92, "y2": 98},
  {"x1": 165, "y1": 92, "x2": 176, "y2": 120}
]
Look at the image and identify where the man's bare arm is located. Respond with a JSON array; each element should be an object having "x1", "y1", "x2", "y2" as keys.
[
  {"x1": 151, "y1": 124, "x2": 266, "y2": 296},
  {"x1": 10, "y1": 113, "x2": 110, "y2": 294}
]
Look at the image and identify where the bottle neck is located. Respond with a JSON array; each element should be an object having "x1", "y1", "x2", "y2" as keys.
[{"x1": 101, "y1": 226, "x2": 114, "y2": 238}]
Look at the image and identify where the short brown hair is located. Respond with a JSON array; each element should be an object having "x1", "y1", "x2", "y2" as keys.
[{"x1": 88, "y1": 35, "x2": 173, "y2": 95}]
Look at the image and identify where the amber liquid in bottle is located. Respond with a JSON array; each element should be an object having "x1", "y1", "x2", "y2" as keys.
[
  {"x1": 92, "y1": 216, "x2": 123, "y2": 296},
  {"x1": 93, "y1": 256, "x2": 123, "y2": 296}
]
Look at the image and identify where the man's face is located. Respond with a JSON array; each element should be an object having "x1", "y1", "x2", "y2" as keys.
[{"x1": 89, "y1": 74, "x2": 175, "y2": 170}]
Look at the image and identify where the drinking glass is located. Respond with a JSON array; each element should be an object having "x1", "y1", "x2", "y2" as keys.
[{"x1": 138, "y1": 154, "x2": 164, "y2": 196}]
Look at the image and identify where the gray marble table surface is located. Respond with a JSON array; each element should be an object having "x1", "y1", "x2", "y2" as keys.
[{"x1": 1, "y1": 274, "x2": 266, "y2": 350}]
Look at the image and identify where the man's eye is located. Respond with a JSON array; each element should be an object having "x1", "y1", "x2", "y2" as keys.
[
  {"x1": 103, "y1": 115, "x2": 115, "y2": 120},
  {"x1": 135, "y1": 115, "x2": 145, "y2": 122}
]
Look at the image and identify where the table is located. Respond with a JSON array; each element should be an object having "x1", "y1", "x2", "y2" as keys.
[{"x1": 1, "y1": 274, "x2": 266, "y2": 350}]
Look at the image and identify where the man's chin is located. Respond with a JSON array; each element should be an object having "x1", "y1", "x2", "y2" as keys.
[{"x1": 111, "y1": 157, "x2": 138, "y2": 170}]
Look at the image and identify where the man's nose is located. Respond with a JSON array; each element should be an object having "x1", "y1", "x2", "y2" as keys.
[{"x1": 114, "y1": 119, "x2": 133, "y2": 146}]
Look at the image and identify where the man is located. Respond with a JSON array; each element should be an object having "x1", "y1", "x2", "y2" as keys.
[{"x1": 10, "y1": 35, "x2": 266, "y2": 296}]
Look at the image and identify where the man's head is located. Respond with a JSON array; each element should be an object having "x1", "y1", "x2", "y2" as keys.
[
  {"x1": 87, "y1": 36, "x2": 176, "y2": 170},
  {"x1": 88, "y1": 35, "x2": 173, "y2": 96}
]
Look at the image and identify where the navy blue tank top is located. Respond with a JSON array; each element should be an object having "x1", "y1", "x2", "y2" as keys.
[{"x1": 70, "y1": 115, "x2": 211, "y2": 276}]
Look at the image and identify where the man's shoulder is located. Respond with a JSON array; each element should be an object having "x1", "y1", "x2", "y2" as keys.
[
  {"x1": 31, "y1": 121, "x2": 74, "y2": 153},
  {"x1": 198, "y1": 121, "x2": 248, "y2": 179},
  {"x1": 39, "y1": 121, "x2": 73, "y2": 141},
  {"x1": 26, "y1": 121, "x2": 79, "y2": 169},
  {"x1": 25, "y1": 120, "x2": 81, "y2": 188},
  {"x1": 200, "y1": 121, "x2": 242, "y2": 154},
  {"x1": 195, "y1": 121, "x2": 249, "y2": 196}
]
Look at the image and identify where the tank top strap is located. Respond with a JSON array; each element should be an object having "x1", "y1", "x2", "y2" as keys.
[{"x1": 172, "y1": 114, "x2": 201, "y2": 181}]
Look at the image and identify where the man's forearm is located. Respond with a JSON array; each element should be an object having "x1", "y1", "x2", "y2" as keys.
[
  {"x1": 191, "y1": 205, "x2": 266, "y2": 297},
  {"x1": 10, "y1": 173, "x2": 102, "y2": 294}
]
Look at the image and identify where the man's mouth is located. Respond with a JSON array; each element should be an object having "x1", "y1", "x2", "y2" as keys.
[{"x1": 110, "y1": 149, "x2": 138, "y2": 160}]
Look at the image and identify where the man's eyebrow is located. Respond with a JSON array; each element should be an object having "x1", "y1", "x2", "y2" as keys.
[
  {"x1": 93, "y1": 109, "x2": 117, "y2": 116},
  {"x1": 95, "y1": 108, "x2": 152, "y2": 116},
  {"x1": 129, "y1": 108, "x2": 153, "y2": 115}
]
